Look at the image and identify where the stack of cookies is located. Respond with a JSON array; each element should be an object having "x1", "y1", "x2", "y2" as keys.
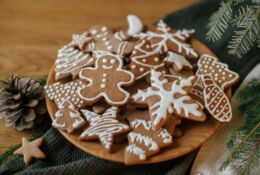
[{"x1": 45, "y1": 15, "x2": 239, "y2": 165}]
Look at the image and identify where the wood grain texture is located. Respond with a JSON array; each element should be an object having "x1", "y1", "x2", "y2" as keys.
[
  {"x1": 46, "y1": 39, "x2": 221, "y2": 164},
  {"x1": 0, "y1": 0, "x2": 197, "y2": 154}
]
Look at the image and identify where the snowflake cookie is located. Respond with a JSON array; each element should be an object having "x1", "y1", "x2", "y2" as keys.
[
  {"x1": 79, "y1": 52, "x2": 135, "y2": 105},
  {"x1": 131, "y1": 69, "x2": 206, "y2": 130},
  {"x1": 125, "y1": 119, "x2": 172, "y2": 165},
  {"x1": 80, "y1": 106, "x2": 130, "y2": 152},
  {"x1": 137, "y1": 20, "x2": 198, "y2": 59},
  {"x1": 196, "y1": 54, "x2": 239, "y2": 90},
  {"x1": 52, "y1": 100, "x2": 85, "y2": 133}
]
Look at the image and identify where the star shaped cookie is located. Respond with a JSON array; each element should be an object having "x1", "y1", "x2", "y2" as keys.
[{"x1": 13, "y1": 137, "x2": 46, "y2": 165}]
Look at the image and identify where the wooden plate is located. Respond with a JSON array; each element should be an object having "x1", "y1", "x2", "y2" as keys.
[{"x1": 46, "y1": 38, "x2": 221, "y2": 164}]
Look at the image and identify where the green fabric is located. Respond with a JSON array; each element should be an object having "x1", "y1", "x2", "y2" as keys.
[{"x1": 0, "y1": 0, "x2": 259, "y2": 174}]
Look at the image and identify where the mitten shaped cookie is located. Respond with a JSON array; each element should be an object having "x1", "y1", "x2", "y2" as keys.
[
  {"x1": 196, "y1": 54, "x2": 239, "y2": 90},
  {"x1": 201, "y1": 75, "x2": 232, "y2": 122},
  {"x1": 79, "y1": 52, "x2": 135, "y2": 105}
]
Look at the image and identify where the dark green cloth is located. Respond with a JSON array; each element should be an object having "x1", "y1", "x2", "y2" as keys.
[{"x1": 1, "y1": 0, "x2": 259, "y2": 175}]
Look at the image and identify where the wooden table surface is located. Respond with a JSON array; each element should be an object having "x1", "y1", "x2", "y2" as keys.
[{"x1": 0, "y1": 0, "x2": 197, "y2": 154}]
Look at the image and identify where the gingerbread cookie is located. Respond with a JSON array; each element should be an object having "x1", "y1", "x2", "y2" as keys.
[
  {"x1": 125, "y1": 119, "x2": 172, "y2": 165},
  {"x1": 131, "y1": 69, "x2": 206, "y2": 130},
  {"x1": 80, "y1": 106, "x2": 130, "y2": 152},
  {"x1": 54, "y1": 32, "x2": 96, "y2": 80},
  {"x1": 14, "y1": 137, "x2": 46, "y2": 166},
  {"x1": 201, "y1": 75, "x2": 232, "y2": 122},
  {"x1": 44, "y1": 80, "x2": 87, "y2": 109},
  {"x1": 189, "y1": 75, "x2": 204, "y2": 107},
  {"x1": 129, "y1": 39, "x2": 164, "y2": 80},
  {"x1": 196, "y1": 54, "x2": 239, "y2": 90},
  {"x1": 137, "y1": 20, "x2": 198, "y2": 59},
  {"x1": 163, "y1": 51, "x2": 192, "y2": 72},
  {"x1": 88, "y1": 25, "x2": 135, "y2": 56},
  {"x1": 52, "y1": 100, "x2": 85, "y2": 133},
  {"x1": 79, "y1": 52, "x2": 135, "y2": 105}
]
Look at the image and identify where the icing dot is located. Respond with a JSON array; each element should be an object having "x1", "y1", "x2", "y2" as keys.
[
  {"x1": 146, "y1": 45, "x2": 150, "y2": 49},
  {"x1": 222, "y1": 72, "x2": 226, "y2": 75},
  {"x1": 222, "y1": 77, "x2": 226, "y2": 80},
  {"x1": 205, "y1": 65, "x2": 208, "y2": 68},
  {"x1": 154, "y1": 57, "x2": 159, "y2": 62},
  {"x1": 203, "y1": 70, "x2": 207, "y2": 73},
  {"x1": 107, "y1": 46, "x2": 112, "y2": 50},
  {"x1": 102, "y1": 58, "x2": 108, "y2": 63},
  {"x1": 101, "y1": 84, "x2": 106, "y2": 88},
  {"x1": 142, "y1": 59, "x2": 147, "y2": 63},
  {"x1": 110, "y1": 59, "x2": 116, "y2": 64},
  {"x1": 101, "y1": 27, "x2": 107, "y2": 32},
  {"x1": 102, "y1": 37, "x2": 108, "y2": 41},
  {"x1": 131, "y1": 64, "x2": 136, "y2": 69},
  {"x1": 216, "y1": 65, "x2": 220, "y2": 68},
  {"x1": 139, "y1": 68, "x2": 144, "y2": 72},
  {"x1": 91, "y1": 30, "x2": 97, "y2": 35},
  {"x1": 229, "y1": 74, "x2": 233, "y2": 77},
  {"x1": 105, "y1": 41, "x2": 110, "y2": 45},
  {"x1": 103, "y1": 73, "x2": 107, "y2": 77},
  {"x1": 102, "y1": 79, "x2": 106, "y2": 83}
]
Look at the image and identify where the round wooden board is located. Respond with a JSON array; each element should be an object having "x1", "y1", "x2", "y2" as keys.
[{"x1": 46, "y1": 38, "x2": 221, "y2": 165}]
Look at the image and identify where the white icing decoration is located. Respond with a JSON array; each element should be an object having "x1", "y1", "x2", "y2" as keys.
[
  {"x1": 127, "y1": 15, "x2": 144, "y2": 36},
  {"x1": 80, "y1": 107, "x2": 129, "y2": 151},
  {"x1": 164, "y1": 51, "x2": 192, "y2": 71},
  {"x1": 78, "y1": 51, "x2": 134, "y2": 105},
  {"x1": 197, "y1": 54, "x2": 239, "y2": 90},
  {"x1": 201, "y1": 75, "x2": 232, "y2": 122},
  {"x1": 128, "y1": 132, "x2": 158, "y2": 151},
  {"x1": 136, "y1": 20, "x2": 197, "y2": 57},
  {"x1": 130, "y1": 40, "x2": 164, "y2": 80},
  {"x1": 132, "y1": 70, "x2": 203, "y2": 127},
  {"x1": 126, "y1": 144, "x2": 146, "y2": 160}
]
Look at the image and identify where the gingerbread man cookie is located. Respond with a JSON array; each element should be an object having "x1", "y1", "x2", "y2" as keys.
[
  {"x1": 80, "y1": 106, "x2": 130, "y2": 152},
  {"x1": 201, "y1": 75, "x2": 232, "y2": 122},
  {"x1": 44, "y1": 80, "x2": 87, "y2": 109},
  {"x1": 52, "y1": 100, "x2": 86, "y2": 133},
  {"x1": 196, "y1": 54, "x2": 239, "y2": 90},
  {"x1": 131, "y1": 69, "x2": 206, "y2": 130},
  {"x1": 125, "y1": 119, "x2": 172, "y2": 165},
  {"x1": 137, "y1": 20, "x2": 198, "y2": 59},
  {"x1": 79, "y1": 52, "x2": 135, "y2": 105},
  {"x1": 129, "y1": 39, "x2": 164, "y2": 80}
]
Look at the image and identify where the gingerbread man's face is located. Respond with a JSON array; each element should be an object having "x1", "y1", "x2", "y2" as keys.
[{"x1": 97, "y1": 56, "x2": 121, "y2": 70}]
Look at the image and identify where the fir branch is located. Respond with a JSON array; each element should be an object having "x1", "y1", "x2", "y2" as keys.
[
  {"x1": 38, "y1": 75, "x2": 48, "y2": 86},
  {"x1": 231, "y1": 6, "x2": 254, "y2": 27},
  {"x1": 206, "y1": 0, "x2": 233, "y2": 42},
  {"x1": 228, "y1": 11, "x2": 259, "y2": 58},
  {"x1": 221, "y1": 79, "x2": 260, "y2": 174}
]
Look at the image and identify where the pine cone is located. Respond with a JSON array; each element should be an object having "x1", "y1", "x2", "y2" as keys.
[{"x1": 0, "y1": 75, "x2": 47, "y2": 131}]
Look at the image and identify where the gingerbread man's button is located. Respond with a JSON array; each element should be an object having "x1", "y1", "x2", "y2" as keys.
[{"x1": 79, "y1": 52, "x2": 135, "y2": 105}]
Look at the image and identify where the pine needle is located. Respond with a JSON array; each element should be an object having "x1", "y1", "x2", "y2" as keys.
[
  {"x1": 228, "y1": 11, "x2": 259, "y2": 58},
  {"x1": 206, "y1": 0, "x2": 233, "y2": 42}
]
